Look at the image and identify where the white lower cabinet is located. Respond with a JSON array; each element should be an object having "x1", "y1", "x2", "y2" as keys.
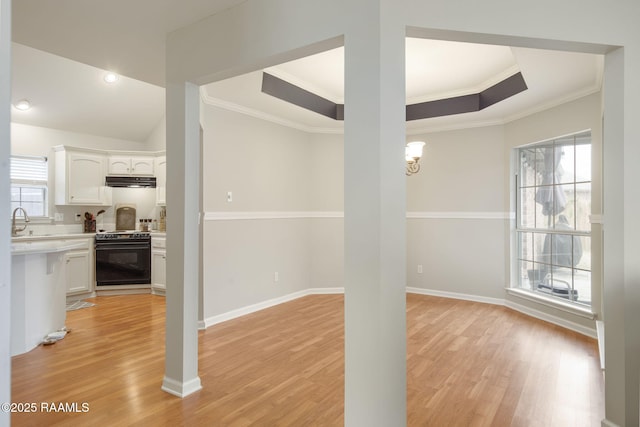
[
  {"x1": 151, "y1": 237, "x2": 166, "y2": 294},
  {"x1": 64, "y1": 238, "x2": 94, "y2": 296}
]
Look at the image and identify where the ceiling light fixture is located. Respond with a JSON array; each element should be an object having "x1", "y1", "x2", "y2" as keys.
[
  {"x1": 14, "y1": 99, "x2": 31, "y2": 111},
  {"x1": 405, "y1": 141, "x2": 426, "y2": 176},
  {"x1": 104, "y1": 72, "x2": 119, "y2": 84}
]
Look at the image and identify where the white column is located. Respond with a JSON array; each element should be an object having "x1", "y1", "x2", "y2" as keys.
[
  {"x1": 343, "y1": 1, "x2": 407, "y2": 425},
  {"x1": 162, "y1": 80, "x2": 202, "y2": 397},
  {"x1": 602, "y1": 46, "x2": 640, "y2": 427},
  {"x1": 0, "y1": 0, "x2": 12, "y2": 422}
]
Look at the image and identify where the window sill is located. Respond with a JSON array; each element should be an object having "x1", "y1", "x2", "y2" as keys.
[{"x1": 505, "y1": 287, "x2": 596, "y2": 320}]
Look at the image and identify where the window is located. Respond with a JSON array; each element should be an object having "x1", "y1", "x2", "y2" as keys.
[
  {"x1": 515, "y1": 131, "x2": 591, "y2": 307},
  {"x1": 11, "y1": 155, "x2": 49, "y2": 218}
]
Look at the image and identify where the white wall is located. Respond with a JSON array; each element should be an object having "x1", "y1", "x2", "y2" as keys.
[
  {"x1": 146, "y1": 115, "x2": 166, "y2": 151},
  {"x1": 11, "y1": 122, "x2": 150, "y2": 154},
  {"x1": 200, "y1": 103, "x2": 314, "y2": 320}
]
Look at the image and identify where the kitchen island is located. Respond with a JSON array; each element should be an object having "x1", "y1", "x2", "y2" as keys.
[{"x1": 11, "y1": 239, "x2": 87, "y2": 356}]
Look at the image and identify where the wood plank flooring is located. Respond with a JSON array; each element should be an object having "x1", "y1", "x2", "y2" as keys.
[{"x1": 11, "y1": 293, "x2": 603, "y2": 426}]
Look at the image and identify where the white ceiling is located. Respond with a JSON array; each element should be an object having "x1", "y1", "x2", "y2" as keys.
[
  {"x1": 11, "y1": 2, "x2": 604, "y2": 141},
  {"x1": 204, "y1": 39, "x2": 603, "y2": 134},
  {"x1": 11, "y1": 43, "x2": 165, "y2": 142}
]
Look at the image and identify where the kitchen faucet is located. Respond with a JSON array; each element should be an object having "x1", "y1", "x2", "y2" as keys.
[{"x1": 11, "y1": 207, "x2": 30, "y2": 237}]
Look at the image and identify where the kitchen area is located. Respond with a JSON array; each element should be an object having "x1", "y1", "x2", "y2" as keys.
[{"x1": 10, "y1": 144, "x2": 168, "y2": 356}]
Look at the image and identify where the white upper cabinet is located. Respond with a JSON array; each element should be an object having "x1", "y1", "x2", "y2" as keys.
[
  {"x1": 108, "y1": 155, "x2": 154, "y2": 176},
  {"x1": 55, "y1": 147, "x2": 111, "y2": 206},
  {"x1": 155, "y1": 155, "x2": 166, "y2": 205}
]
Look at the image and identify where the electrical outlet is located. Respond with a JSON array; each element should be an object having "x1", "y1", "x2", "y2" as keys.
[
  {"x1": 75, "y1": 213, "x2": 82, "y2": 223},
  {"x1": 54, "y1": 213, "x2": 64, "y2": 221},
  {"x1": 274, "y1": 272, "x2": 279, "y2": 282},
  {"x1": 227, "y1": 191, "x2": 233, "y2": 202},
  {"x1": 417, "y1": 265, "x2": 423, "y2": 274}
]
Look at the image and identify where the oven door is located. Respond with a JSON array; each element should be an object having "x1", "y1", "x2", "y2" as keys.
[{"x1": 95, "y1": 241, "x2": 151, "y2": 286}]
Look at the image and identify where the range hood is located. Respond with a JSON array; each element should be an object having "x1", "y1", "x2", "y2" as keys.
[{"x1": 105, "y1": 176, "x2": 156, "y2": 188}]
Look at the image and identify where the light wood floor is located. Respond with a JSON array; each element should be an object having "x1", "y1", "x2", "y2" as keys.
[{"x1": 11, "y1": 293, "x2": 603, "y2": 426}]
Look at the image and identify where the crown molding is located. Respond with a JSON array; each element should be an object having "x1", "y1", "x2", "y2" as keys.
[
  {"x1": 406, "y1": 64, "x2": 521, "y2": 105},
  {"x1": 199, "y1": 88, "x2": 343, "y2": 134}
]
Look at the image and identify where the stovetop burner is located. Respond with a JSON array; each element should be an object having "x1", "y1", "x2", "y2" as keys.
[{"x1": 95, "y1": 231, "x2": 151, "y2": 240}]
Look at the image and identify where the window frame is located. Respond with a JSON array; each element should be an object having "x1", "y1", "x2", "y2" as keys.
[
  {"x1": 10, "y1": 155, "x2": 50, "y2": 220},
  {"x1": 512, "y1": 131, "x2": 592, "y2": 309}
]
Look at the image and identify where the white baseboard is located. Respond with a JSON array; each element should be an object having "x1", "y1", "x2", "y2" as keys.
[
  {"x1": 199, "y1": 287, "x2": 345, "y2": 329},
  {"x1": 199, "y1": 285, "x2": 596, "y2": 339},
  {"x1": 406, "y1": 286, "x2": 504, "y2": 306},
  {"x1": 504, "y1": 298, "x2": 597, "y2": 339},
  {"x1": 161, "y1": 376, "x2": 202, "y2": 398},
  {"x1": 601, "y1": 419, "x2": 620, "y2": 427}
]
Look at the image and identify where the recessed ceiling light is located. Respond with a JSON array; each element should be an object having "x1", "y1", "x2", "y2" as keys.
[
  {"x1": 104, "y1": 72, "x2": 119, "y2": 84},
  {"x1": 14, "y1": 99, "x2": 31, "y2": 111}
]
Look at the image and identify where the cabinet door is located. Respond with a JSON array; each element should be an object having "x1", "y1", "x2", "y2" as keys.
[
  {"x1": 155, "y1": 156, "x2": 167, "y2": 205},
  {"x1": 68, "y1": 152, "x2": 107, "y2": 204},
  {"x1": 108, "y1": 156, "x2": 131, "y2": 175},
  {"x1": 130, "y1": 156, "x2": 154, "y2": 176},
  {"x1": 152, "y1": 250, "x2": 166, "y2": 290},
  {"x1": 65, "y1": 250, "x2": 91, "y2": 295}
]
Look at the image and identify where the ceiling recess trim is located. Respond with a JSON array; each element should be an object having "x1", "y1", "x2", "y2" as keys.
[{"x1": 261, "y1": 71, "x2": 527, "y2": 122}]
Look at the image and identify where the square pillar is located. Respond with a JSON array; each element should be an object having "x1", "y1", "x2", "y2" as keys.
[
  {"x1": 162, "y1": 81, "x2": 202, "y2": 397},
  {"x1": 343, "y1": 1, "x2": 407, "y2": 425}
]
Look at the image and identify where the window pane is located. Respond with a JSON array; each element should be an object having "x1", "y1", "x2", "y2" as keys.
[
  {"x1": 549, "y1": 266, "x2": 576, "y2": 301},
  {"x1": 21, "y1": 187, "x2": 45, "y2": 202},
  {"x1": 518, "y1": 260, "x2": 533, "y2": 290},
  {"x1": 518, "y1": 231, "x2": 533, "y2": 262},
  {"x1": 575, "y1": 142, "x2": 591, "y2": 182},
  {"x1": 533, "y1": 233, "x2": 551, "y2": 267},
  {"x1": 575, "y1": 235, "x2": 590, "y2": 271},
  {"x1": 557, "y1": 184, "x2": 575, "y2": 230},
  {"x1": 519, "y1": 148, "x2": 537, "y2": 188},
  {"x1": 557, "y1": 143, "x2": 575, "y2": 184},
  {"x1": 20, "y1": 202, "x2": 44, "y2": 217},
  {"x1": 575, "y1": 183, "x2": 591, "y2": 232},
  {"x1": 574, "y1": 270, "x2": 591, "y2": 306},
  {"x1": 552, "y1": 234, "x2": 574, "y2": 268},
  {"x1": 520, "y1": 187, "x2": 536, "y2": 228}
]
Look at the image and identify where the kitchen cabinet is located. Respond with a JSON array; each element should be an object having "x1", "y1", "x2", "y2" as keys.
[
  {"x1": 151, "y1": 236, "x2": 166, "y2": 295},
  {"x1": 155, "y1": 155, "x2": 166, "y2": 205},
  {"x1": 64, "y1": 238, "x2": 94, "y2": 296},
  {"x1": 108, "y1": 155, "x2": 154, "y2": 176},
  {"x1": 54, "y1": 147, "x2": 112, "y2": 206}
]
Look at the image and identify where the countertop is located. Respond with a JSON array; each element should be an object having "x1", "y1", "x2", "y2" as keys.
[
  {"x1": 11, "y1": 231, "x2": 166, "y2": 243},
  {"x1": 11, "y1": 239, "x2": 89, "y2": 255}
]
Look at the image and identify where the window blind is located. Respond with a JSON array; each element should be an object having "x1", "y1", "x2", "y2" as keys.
[{"x1": 11, "y1": 155, "x2": 48, "y2": 184}]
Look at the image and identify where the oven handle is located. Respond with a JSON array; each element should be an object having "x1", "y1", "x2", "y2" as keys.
[{"x1": 96, "y1": 244, "x2": 150, "y2": 251}]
